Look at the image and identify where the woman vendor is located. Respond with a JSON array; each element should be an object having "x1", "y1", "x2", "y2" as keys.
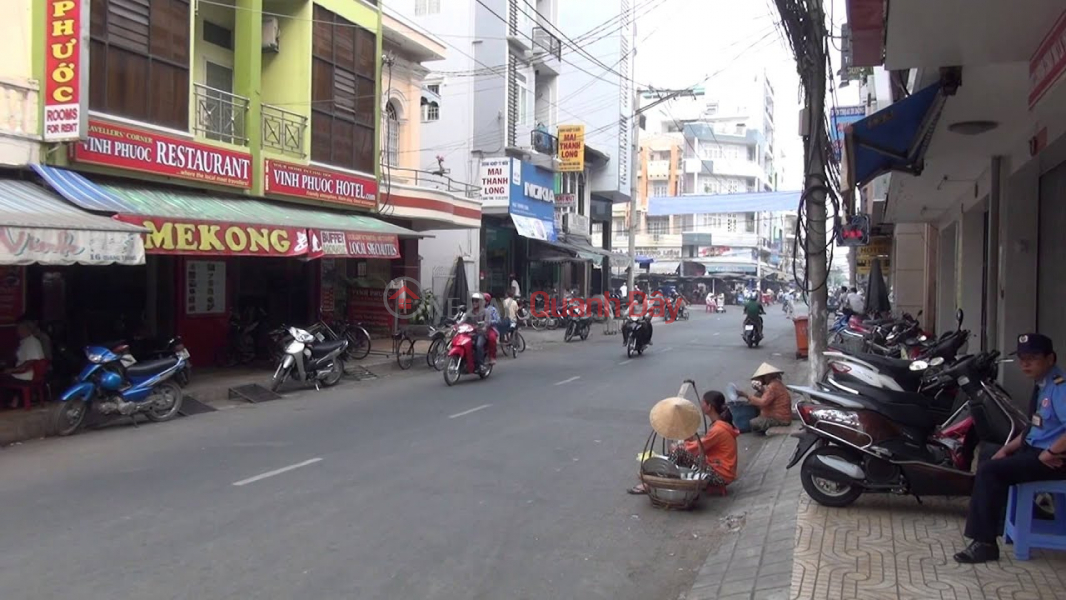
[{"x1": 628, "y1": 390, "x2": 740, "y2": 494}]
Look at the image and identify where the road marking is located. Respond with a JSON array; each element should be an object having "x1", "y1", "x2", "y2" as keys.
[
  {"x1": 232, "y1": 458, "x2": 323, "y2": 487},
  {"x1": 713, "y1": 332, "x2": 720, "y2": 336},
  {"x1": 661, "y1": 347, "x2": 673, "y2": 353},
  {"x1": 618, "y1": 359, "x2": 632, "y2": 365},
  {"x1": 448, "y1": 404, "x2": 492, "y2": 419},
  {"x1": 555, "y1": 376, "x2": 581, "y2": 385}
]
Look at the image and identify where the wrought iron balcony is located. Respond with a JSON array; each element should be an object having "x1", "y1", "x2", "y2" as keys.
[
  {"x1": 261, "y1": 103, "x2": 308, "y2": 158},
  {"x1": 531, "y1": 128, "x2": 557, "y2": 155},
  {"x1": 193, "y1": 83, "x2": 249, "y2": 146},
  {"x1": 380, "y1": 166, "x2": 481, "y2": 199},
  {"x1": 532, "y1": 26, "x2": 562, "y2": 60}
]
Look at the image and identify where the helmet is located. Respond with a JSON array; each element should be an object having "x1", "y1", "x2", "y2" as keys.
[
  {"x1": 483, "y1": 293, "x2": 492, "y2": 303},
  {"x1": 471, "y1": 292, "x2": 483, "y2": 301}
]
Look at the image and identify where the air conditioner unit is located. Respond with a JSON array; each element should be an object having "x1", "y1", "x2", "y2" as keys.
[{"x1": 262, "y1": 17, "x2": 280, "y2": 53}]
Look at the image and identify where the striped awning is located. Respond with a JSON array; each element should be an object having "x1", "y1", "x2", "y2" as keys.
[{"x1": 33, "y1": 164, "x2": 421, "y2": 238}]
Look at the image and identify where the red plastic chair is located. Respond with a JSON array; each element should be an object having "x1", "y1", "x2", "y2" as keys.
[{"x1": 4, "y1": 359, "x2": 51, "y2": 411}]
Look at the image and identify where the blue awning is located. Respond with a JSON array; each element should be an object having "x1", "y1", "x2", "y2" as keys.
[
  {"x1": 845, "y1": 83, "x2": 948, "y2": 188},
  {"x1": 635, "y1": 255, "x2": 655, "y2": 264},
  {"x1": 31, "y1": 164, "x2": 135, "y2": 212}
]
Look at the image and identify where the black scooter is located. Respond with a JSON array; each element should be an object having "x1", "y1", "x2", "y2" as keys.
[
  {"x1": 623, "y1": 314, "x2": 652, "y2": 357},
  {"x1": 743, "y1": 316, "x2": 763, "y2": 348}
]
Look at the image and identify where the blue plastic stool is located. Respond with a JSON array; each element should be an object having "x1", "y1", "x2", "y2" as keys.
[{"x1": 1003, "y1": 481, "x2": 1066, "y2": 560}]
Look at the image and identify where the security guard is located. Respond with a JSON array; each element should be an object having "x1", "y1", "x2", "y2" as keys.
[{"x1": 955, "y1": 333, "x2": 1066, "y2": 563}]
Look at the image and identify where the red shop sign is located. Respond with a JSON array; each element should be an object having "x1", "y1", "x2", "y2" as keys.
[
  {"x1": 309, "y1": 230, "x2": 400, "y2": 259},
  {"x1": 264, "y1": 159, "x2": 378, "y2": 209},
  {"x1": 71, "y1": 120, "x2": 253, "y2": 189},
  {"x1": 115, "y1": 215, "x2": 309, "y2": 257},
  {"x1": 1030, "y1": 9, "x2": 1066, "y2": 109},
  {"x1": 43, "y1": 0, "x2": 87, "y2": 141}
]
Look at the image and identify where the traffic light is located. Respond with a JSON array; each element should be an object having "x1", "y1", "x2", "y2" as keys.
[{"x1": 836, "y1": 214, "x2": 870, "y2": 247}]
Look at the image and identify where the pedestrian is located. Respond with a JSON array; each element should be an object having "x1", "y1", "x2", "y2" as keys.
[
  {"x1": 844, "y1": 287, "x2": 865, "y2": 317},
  {"x1": 736, "y1": 363, "x2": 793, "y2": 434},
  {"x1": 706, "y1": 291, "x2": 715, "y2": 313},
  {"x1": 509, "y1": 273, "x2": 521, "y2": 299},
  {"x1": 628, "y1": 391, "x2": 740, "y2": 495},
  {"x1": 953, "y1": 333, "x2": 1066, "y2": 564}
]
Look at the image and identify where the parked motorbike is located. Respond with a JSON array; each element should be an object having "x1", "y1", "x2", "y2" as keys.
[
  {"x1": 443, "y1": 319, "x2": 493, "y2": 386},
  {"x1": 270, "y1": 326, "x2": 348, "y2": 392},
  {"x1": 131, "y1": 336, "x2": 191, "y2": 386},
  {"x1": 53, "y1": 345, "x2": 188, "y2": 436},
  {"x1": 742, "y1": 316, "x2": 763, "y2": 348},
  {"x1": 786, "y1": 351, "x2": 1026, "y2": 507},
  {"x1": 564, "y1": 312, "x2": 592, "y2": 342},
  {"x1": 623, "y1": 314, "x2": 652, "y2": 357}
]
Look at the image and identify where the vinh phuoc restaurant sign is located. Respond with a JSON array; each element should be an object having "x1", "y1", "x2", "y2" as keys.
[{"x1": 71, "y1": 120, "x2": 253, "y2": 189}]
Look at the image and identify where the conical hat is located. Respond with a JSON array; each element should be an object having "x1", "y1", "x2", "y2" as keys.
[
  {"x1": 752, "y1": 362, "x2": 784, "y2": 379},
  {"x1": 649, "y1": 397, "x2": 702, "y2": 440}
]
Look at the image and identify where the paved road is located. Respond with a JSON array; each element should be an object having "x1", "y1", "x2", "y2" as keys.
[{"x1": 0, "y1": 307, "x2": 801, "y2": 600}]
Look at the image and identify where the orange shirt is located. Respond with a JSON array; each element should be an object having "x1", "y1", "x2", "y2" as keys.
[
  {"x1": 683, "y1": 419, "x2": 740, "y2": 484},
  {"x1": 751, "y1": 380, "x2": 792, "y2": 422}
]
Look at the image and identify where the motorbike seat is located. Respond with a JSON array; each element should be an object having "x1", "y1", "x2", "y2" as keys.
[
  {"x1": 849, "y1": 352, "x2": 923, "y2": 388},
  {"x1": 125, "y1": 357, "x2": 180, "y2": 378},
  {"x1": 845, "y1": 382, "x2": 938, "y2": 430},
  {"x1": 310, "y1": 339, "x2": 348, "y2": 358}
]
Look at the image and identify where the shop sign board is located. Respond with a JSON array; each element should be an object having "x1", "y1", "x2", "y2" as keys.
[
  {"x1": 478, "y1": 158, "x2": 512, "y2": 203},
  {"x1": 857, "y1": 256, "x2": 890, "y2": 276},
  {"x1": 309, "y1": 230, "x2": 401, "y2": 259},
  {"x1": 43, "y1": 0, "x2": 88, "y2": 141},
  {"x1": 0, "y1": 266, "x2": 25, "y2": 324},
  {"x1": 508, "y1": 160, "x2": 557, "y2": 241},
  {"x1": 185, "y1": 260, "x2": 225, "y2": 315},
  {"x1": 555, "y1": 193, "x2": 576, "y2": 208},
  {"x1": 116, "y1": 216, "x2": 309, "y2": 257},
  {"x1": 71, "y1": 120, "x2": 253, "y2": 188},
  {"x1": 558, "y1": 124, "x2": 585, "y2": 172},
  {"x1": 856, "y1": 235, "x2": 892, "y2": 259},
  {"x1": 1030, "y1": 9, "x2": 1066, "y2": 110},
  {"x1": 264, "y1": 160, "x2": 377, "y2": 210},
  {"x1": 350, "y1": 287, "x2": 393, "y2": 333},
  {"x1": 0, "y1": 226, "x2": 144, "y2": 265},
  {"x1": 830, "y1": 106, "x2": 865, "y2": 161}
]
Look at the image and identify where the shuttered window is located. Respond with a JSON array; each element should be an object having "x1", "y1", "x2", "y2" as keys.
[
  {"x1": 89, "y1": 0, "x2": 190, "y2": 130},
  {"x1": 310, "y1": 6, "x2": 376, "y2": 174}
]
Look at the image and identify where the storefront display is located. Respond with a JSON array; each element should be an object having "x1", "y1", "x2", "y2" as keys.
[{"x1": 185, "y1": 260, "x2": 226, "y2": 315}]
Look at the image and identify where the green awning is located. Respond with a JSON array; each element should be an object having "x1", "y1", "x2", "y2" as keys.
[{"x1": 100, "y1": 183, "x2": 422, "y2": 238}]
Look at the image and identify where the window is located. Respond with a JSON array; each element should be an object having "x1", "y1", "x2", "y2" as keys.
[
  {"x1": 612, "y1": 217, "x2": 626, "y2": 235},
  {"x1": 651, "y1": 182, "x2": 668, "y2": 197},
  {"x1": 727, "y1": 178, "x2": 741, "y2": 193},
  {"x1": 421, "y1": 98, "x2": 439, "y2": 122},
  {"x1": 677, "y1": 214, "x2": 694, "y2": 232},
  {"x1": 727, "y1": 214, "x2": 738, "y2": 232},
  {"x1": 385, "y1": 101, "x2": 399, "y2": 167},
  {"x1": 202, "y1": 20, "x2": 232, "y2": 49},
  {"x1": 698, "y1": 214, "x2": 723, "y2": 229},
  {"x1": 745, "y1": 212, "x2": 756, "y2": 233},
  {"x1": 89, "y1": 0, "x2": 191, "y2": 130},
  {"x1": 647, "y1": 216, "x2": 669, "y2": 236},
  {"x1": 426, "y1": 83, "x2": 440, "y2": 95},
  {"x1": 516, "y1": 72, "x2": 531, "y2": 127},
  {"x1": 311, "y1": 5, "x2": 377, "y2": 174},
  {"x1": 203, "y1": 61, "x2": 237, "y2": 143},
  {"x1": 415, "y1": 0, "x2": 440, "y2": 15}
]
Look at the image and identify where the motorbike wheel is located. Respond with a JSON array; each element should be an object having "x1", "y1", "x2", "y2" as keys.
[
  {"x1": 800, "y1": 446, "x2": 864, "y2": 507},
  {"x1": 479, "y1": 363, "x2": 493, "y2": 379},
  {"x1": 579, "y1": 325, "x2": 590, "y2": 341},
  {"x1": 321, "y1": 359, "x2": 344, "y2": 387},
  {"x1": 53, "y1": 399, "x2": 88, "y2": 436},
  {"x1": 444, "y1": 356, "x2": 461, "y2": 386},
  {"x1": 547, "y1": 317, "x2": 559, "y2": 330},
  {"x1": 564, "y1": 322, "x2": 575, "y2": 342},
  {"x1": 514, "y1": 332, "x2": 527, "y2": 353},
  {"x1": 270, "y1": 363, "x2": 291, "y2": 392},
  {"x1": 745, "y1": 337, "x2": 754, "y2": 348},
  {"x1": 627, "y1": 337, "x2": 637, "y2": 358},
  {"x1": 144, "y1": 381, "x2": 184, "y2": 422}
]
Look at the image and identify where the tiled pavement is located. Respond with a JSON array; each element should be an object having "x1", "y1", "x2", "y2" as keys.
[
  {"x1": 791, "y1": 493, "x2": 1066, "y2": 600},
  {"x1": 683, "y1": 429, "x2": 802, "y2": 600}
]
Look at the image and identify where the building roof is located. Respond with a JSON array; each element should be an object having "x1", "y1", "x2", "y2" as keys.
[{"x1": 647, "y1": 191, "x2": 801, "y2": 216}]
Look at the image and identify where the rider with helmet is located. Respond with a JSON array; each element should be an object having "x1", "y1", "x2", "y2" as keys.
[{"x1": 470, "y1": 292, "x2": 499, "y2": 366}]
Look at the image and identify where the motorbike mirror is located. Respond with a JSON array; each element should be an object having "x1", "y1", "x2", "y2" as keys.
[
  {"x1": 918, "y1": 334, "x2": 928, "y2": 342},
  {"x1": 956, "y1": 308, "x2": 964, "y2": 327},
  {"x1": 909, "y1": 360, "x2": 930, "y2": 372},
  {"x1": 929, "y1": 356, "x2": 945, "y2": 367},
  {"x1": 916, "y1": 310, "x2": 923, "y2": 318}
]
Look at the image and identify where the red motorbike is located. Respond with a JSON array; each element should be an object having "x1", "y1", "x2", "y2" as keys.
[{"x1": 443, "y1": 321, "x2": 494, "y2": 386}]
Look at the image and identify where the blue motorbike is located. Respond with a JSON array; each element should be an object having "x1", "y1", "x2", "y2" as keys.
[{"x1": 53, "y1": 344, "x2": 189, "y2": 436}]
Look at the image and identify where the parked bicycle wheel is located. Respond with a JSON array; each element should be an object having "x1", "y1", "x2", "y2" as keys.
[
  {"x1": 514, "y1": 331, "x2": 526, "y2": 353},
  {"x1": 346, "y1": 326, "x2": 371, "y2": 360},
  {"x1": 396, "y1": 338, "x2": 415, "y2": 370}
]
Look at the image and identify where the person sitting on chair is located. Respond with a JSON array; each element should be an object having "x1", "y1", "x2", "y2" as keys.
[
  {"x1": 628, "y1": 391, "x2": 739, "y2": 494},
  {"x1": 3, "y1": 321, "x2": 44, "y2": 408}
]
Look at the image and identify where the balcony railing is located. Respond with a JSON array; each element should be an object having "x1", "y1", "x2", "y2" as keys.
[
  {"x1": 262, "y1": 103, "x2": 308, "y2": 158},
  {"x1": 193, "y1": 83, "x2": 249, "y2": 146},
  {"x1": 532, "y1": 27, "x2": 562, "y2": 60},
  {"x1": 380, "y1": 166, "x2": 481, "y2": 199}
]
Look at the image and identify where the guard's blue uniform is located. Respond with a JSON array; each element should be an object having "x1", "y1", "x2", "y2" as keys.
[{"x1": 965, "y1": 365, "x2": 1066, "y2": 543}]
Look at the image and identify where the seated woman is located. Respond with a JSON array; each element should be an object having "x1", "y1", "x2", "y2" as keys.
[{"x1": 628, "y1": 391, "x2": 740, "y2": 494}]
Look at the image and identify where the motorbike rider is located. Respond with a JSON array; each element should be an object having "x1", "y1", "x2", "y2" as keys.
[
  {"x1": 743, "y1": 294, "x2": 765, "y2": 337},
  {"x1": 622, "y1": 290, "x2": 653, "y2": 346},
  {"x1": 469, "y1": 293, "x2": 499, "y2": 367},
  {"x1": 954, "y1": 333, "x2": 1066, "y2": 564}
]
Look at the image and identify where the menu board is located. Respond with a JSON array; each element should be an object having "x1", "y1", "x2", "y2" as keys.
[
  {"x1": 186, "y1": 260, "x2": 226, "y2": 315},
  {"x1": 320, "y1": 259, "x2": 337, "y2": 316},
  {"x1": 0, "y1": 266, "x2": 25, "y2": 324},
  {"x1": 349, "y1": 287, "x2": 392, "y2": 334}
]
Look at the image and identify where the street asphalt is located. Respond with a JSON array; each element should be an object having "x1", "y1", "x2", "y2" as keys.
[{"x1": 0, "y1": 305, "x2": 802, "y2": 600}]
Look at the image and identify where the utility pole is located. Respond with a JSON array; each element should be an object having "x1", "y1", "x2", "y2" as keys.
[
  {"x1": 804, "y1": 0, "x2": 829, "y2": 384},
  {"x1": 627, "y1": 79, "x2": 640, "y2": 293}
]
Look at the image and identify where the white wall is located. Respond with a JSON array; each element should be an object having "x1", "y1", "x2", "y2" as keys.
[{"x1": 0, "y1": 0, "x2": 39, "y2": 166}]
